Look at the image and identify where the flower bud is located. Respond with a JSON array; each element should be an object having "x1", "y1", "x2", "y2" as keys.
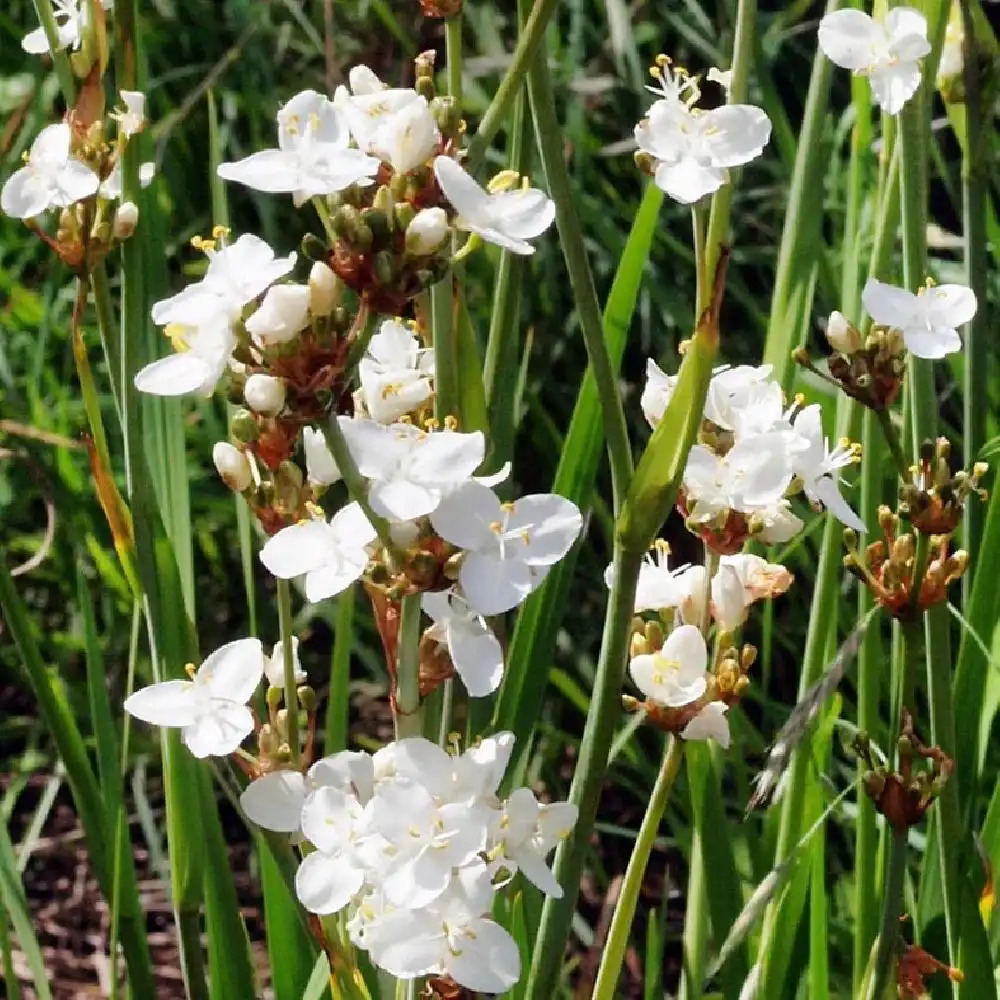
[
  {"x1": 405, "y1": 207, "x2": 449, "y2": 256},
  {"x1": 244, "y1": 374, "x2": 286, "y2": 416},
  {"x1": 230, "y1": 408, "x2": 260, "y2": 443},
  {"x1": 308, "y1": 261, "x2": 341, "y2": 316},
  {"x1": 112, "y1": 201, "x2": 139, "y2": 239},
  {"x1": 246, "y1": 284, "x2": 310, "y2": 346},
  {"x1": 825, "y1": 311, "x2": 862, "y2": 354},
  {"x1": 212, "y1": 442, "x2": 252, "y2": 492}
]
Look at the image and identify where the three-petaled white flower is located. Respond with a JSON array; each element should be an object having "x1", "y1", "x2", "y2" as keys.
[
  {"x1": 431, "y1": 481, "x2": 583, "y2": 615},
  {"x1": 629, "y1": 624, "x2": 708, "y2": 708},
  {"x1": 682, "y1": 701, "x2": 732, "y2": 748},
  {"x1": 862, "y1": 277, "x2": 977, "y2": 359},
  {"x1": 818, "y1": 7, "x2": 930, "y2": 115},
  {"x1": 135, "y1": 234, "x2": 296, "y2": 397},
  {"x1": 259, "y1": 502, "x2": 376, "y2": 602},
  {"x1": 218, "y1": 90, "x2": 380, "y2": 206},
  {"x1": 634, "y1": 66, "x2": 771, "y2": 204},
  {"x1": 338, "y1": 418, "x2": 484, "y2": 522},
  {"x1": 358, "y1": 319, "x2": 435, "y2": 424},
  {"x1": 433, "y1": 156, "x2": 555, "y2": 255},
  {"x1": 422, "y1": 590, "x2": 504, "y2": 697},
  {"x1": 124, "y1": 637, "x2": 264, "y2": 758},
  {"x1": 1, "y1": 123, "x2": 100, "y2": 219},
  {"x1": 22, "y1": 0, "x2": 113, "y2": 54}
]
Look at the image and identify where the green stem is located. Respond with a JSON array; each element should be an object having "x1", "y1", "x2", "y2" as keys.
[
  {"x1": 445, "y1": 14, "x2": 463, "y2": 107},
  {"x1": 592, "y1": 737, "x2": 684, "y2": 1000},
  {"x1": 320, "y1": 418, "x2": 398, "y2": 562},
  {"x1": 875, "y1": 408, "x2": 910, "y2": 483},
  {"x1": 525, "y1": 32, "x2": 634, "y2": 511},
  {"x1": 30, "y1": 0, "x2": 77, "y2": 104},
  {"x1": 523, "y1": 545, "x2": 644, "y2": 1000},
  {"x1": 276, "y1": 579, "x2": 301, "y2": 766},
  {"x1": 865, "y1": 827, "x2": 907, "y2": 1000},
  {"x1": 394, "y1": 593, "x2": 424, "y2": 739},
  {"x1": 430, "y1": 276, "x2": 459, "y2": 422},
  {"x1": 465, "y1": 0, "x2": 559, "y2": 171},
  {"x1": 325, "y1": 588, "x2": 356, "y2": 752}
]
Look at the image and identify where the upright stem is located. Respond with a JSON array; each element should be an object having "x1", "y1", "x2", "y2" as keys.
[
  {"x1": 592, "y1": 737, "x2": 684, "y2": 1000},
  {"x1": 276, "y1": 579, "x2": 301, "y2": 766},
  {"x1": 31, "y1": 0, "x2": 77, "y2": 104},
  {"x1": 866, "y1": 827, "x2": 907, "y2": 1000},
  {"x1": 523, "y1": 546, "x2": 644, "y2": 1000},
  {"x1": 394, "y1": 593, "x2": 424, "y2": 739},
  {"x1": 445, "y1": 15, "x2": 463, "y2": 108}
]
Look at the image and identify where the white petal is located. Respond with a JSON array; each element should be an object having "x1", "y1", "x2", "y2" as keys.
[
  {"x1": 448, "y1": 621, "x2": 504, "y2": 697},
  {"x1": 198, "y1": 637, "x2": 264, "y2": 703},
  {"x1": 369, "y1": 479, "x2": 439, "y2": 521},
  {"x1": 303, "y1": 561, "x2": 365, "y2": 603},
  {"x1": 460, "y1": 551, "x2": 533, "y2": 616},
  {"x1": 1, "y1": 168, "x2": 53, "y2": 219},
  {"x1": 704, "y1": 105, "x2": 771, "y2": 168},
  {"x1": 869, "y1": 62, "x2": 922, "y2": 115},
  {"x1": 903, "y1": 326, "x2": 962, "y2": 360},
  {"x1": 133, "y1": 353, "x2": 215, "y2": 397},
  {"x1": 487, "y1": 188, "x2": 556, "y2": 240},
  {"x1": 303, "y1": 427, "x2": 341, "y2": 486},
  {"x1": 430, "y1": 481, "x2": 501, "y2": 550},
  {"x1": 54, "y1": 159, "x2": 100, "y2": 205},
  {"x1": 294, "y1": 851, "x2": 364, "y2": 915},
  {"x1": 182, "y1": 702, "x2": 254, "y2": 757},
  {"x1": 862, "y1": 278, "x2": 918, "y2": 327},
  {"x1": 240, "y1": 771, "x2": 306, "y2": 832},
  {"x1": 511, "y1": 846, "x2": 563, "y2": 897},
  {"x1": 260, "y1": 520, "x2": 333, "y2": 579},
  {"x1": 124, "y1": 679, "x2": 200, "y2": 727},
  {"x1": 411, "y1": 430, "x2": 485, "y2": 486},
  {"x1": 661, "y1": 624, "x2": 708, "y2": 677},
  {"x1": 921, "y1": 284, "x2": 977, "y2": 328},
  {"x1": 329, "y1": 501, "x2": 378, "y2": 549},
  {"x1": 433, "y1": 155, "x2": 489, "y2": 225},
  {"x1": 817, "y1": 9, "x2": 883, "y2": 71},
  {"x1": 382, "y1": 850, "x2": 452, "y2": 909},
  {"x1": 809, "y1": 476, "x2": 867, "y2": 532},
  {"x1": 506, "y1": 494, "x2": 583, "y2": 566},
  {"x1": 445, "y1": 919, "x2": 521, "y2": 993},
  {"x1": 301, "y1": 785, "x2": 361, "y2": 853},
  {"x1": 654, "y1": 157, "x2": 726, "y2": 204},
  {"x1": 681, "y1": 701, "x2": 731, "y2": 749}
]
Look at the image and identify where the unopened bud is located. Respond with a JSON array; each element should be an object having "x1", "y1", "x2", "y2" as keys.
[
  {"x1": 825, "y1": 310, "x2": 862, "y2": 354},
  {"x1": 230, "y1": 408, "x2": 260, "y2": 444},
  {"x1": 298, "y1": 686, "x2": 318, "y2": 712},
  {"x1": 308, "y1": 261, "x2": 341, "y2": 316},
  {"x1": 112, "y1": 200, "x2": 139, "y2": 239},
  {"x1": 405, "y1": 207, "x2": 449, "y2": 256},
  {"x1": 212, "y1": 442, "x2": 252, "y2": 492},
  {"x1": 244, "y1": 374, "x2": 286, "y2": 416}
]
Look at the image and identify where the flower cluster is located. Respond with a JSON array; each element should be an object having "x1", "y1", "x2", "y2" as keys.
[
  {"x1": 239, "y1": 734, "x2": 577, "y2": 992},
  {"x1": 643, "y1": 360, "x2": 865, "y2": 551},
  {"x1": 633, "y1": 57, "x2": 772, "y2": 204}
]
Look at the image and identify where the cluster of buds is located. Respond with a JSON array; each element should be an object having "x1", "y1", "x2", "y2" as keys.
[
  {"x1": 899, "y1": 437, "x2": 988, "y2": 535},
  {"x1": 795, "y1": 314, "x2": 907, "y2": 412},
  {"x1": 897, "y1": 937, "x2": 964, "y2": 999},
  {"x1": 844, "y1": 507, "x2": 968, "y2": 619},
  {"x1": 418, "y1": 0, "x2": 463, "y2": 16},
  {"x1": 854, "y1": 712, "x2": 953, "y2": 833}
]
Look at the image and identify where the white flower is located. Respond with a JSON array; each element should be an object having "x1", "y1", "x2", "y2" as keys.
[
  {"x1": 704, "y1": 364, "x2": 777, "y2": 431},
  {"x1": 431, "y1": 481, "x2": 583, "y2": 616},
  {"x1": 640, "y1": 359, "x2": 678, "y2": 427},
  {"x1": 213, "y1": 441, "x2": 252, "y2": 492},
  {"x1": 713, "y1": 553, "x2": 793, "y2": 631},
  {"x1": 683, "y1": 436, "x2": 793, "y2": 523},
  {"x1": 422, "y1": 590, "x2": 504, "y2": 697},
  {"x1": 357, "y1": 320, "x2": 435, "y2": 424},
  {"x1": 303, "y1": 427, "x2": 341, "y2": 487},
  {"x1": 605, "y1": 543, "x2": 686, "y2": 614},
  {"x1": 265, "y1": 636, "x2": 305, "y2": 689},
  {"x1": 296, "y1": 785, "x2": 371, "y2": 914},
  {"x1": 405, "y1": 207, "x2": 450, "y2": 256},
  {"x1": 113, "y1": 90, "x2": 146, "y2": 137},
  {"x1": 123, "y1": 638, "x2": 264, "y2": 758},
  {"x1": 634, "y1": 95, "x2": 771, "y2": 204},
  {"x1": 495, "y1": 788, "x2": 577, "y2": 897},
  {"x1": 629, "y1": 624, "x2": 708, "y2": 708},
  {"x1": 99, "y1": 160, "x2": 155, "y2": 200},
  {"x1": 681, "y1": 701, "x2": 731, "y2": 748},
  {"x1": 366, "y1": 97, "x2": 440, "y2": 174},
  {"x1": 338, "y1": 418, "x2": 484, "y2": 522},
  {"x1": 433, "y1": 156, "x2": 555, "y2": 255},
  {"x1": 862, "y1": 277, "x2": 977, "y2": 359},
  {"x1": 22, "y1": 0, "x2": 113, "y2": 54},
  {"x1": 112, "y1": 200, "x2": 139, "y2": 239},
  {"x1": 136, "y1": 235, "x2": 295, "y2": 397},
  {"x1": 244, "y1": 373, "x2": 286, "y2": 416},
  {"x1": 218, "y1": 90, "x2": 380, "y2": 206},
  {"x1": 364, "y1": 860, "x2": 520, "y2": 993},
  {"x1": 246, "y1": 283, "x2": 311, "y2": 347},
  {"x1": 259, "y1": 502, "x2": 376, "y2": 603},
  {"x1": 817, "y1": 7, "x2": 930, "y2": 114},
  {"x1": 1, "y1": 123, "x2": 100, "y2": 219},
  {"x1": 790, "y1": 404, "x2": 865, "y2": 530}
]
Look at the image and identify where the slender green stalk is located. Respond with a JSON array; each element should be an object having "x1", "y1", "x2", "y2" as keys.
[
  {"x1": 865, "y1": 827, "x2": 907, "y2": 1000},
  {"x1": 30, "y1": 0, "x2": 77, "y2": 103},
  {"x1": 876, "y1": 409, "x2": 910, "y2": 482},
  {"x1": 393, "y1": 593, "x2": 424, "y2": 740},
  {"x1": 525, "y1": 42, "x2": 633, "y2": 510},
  {"x1": 431, "y1": 277, "x2": 459, "y2": 422},
  {"x1": 465, "y1": 0, "x2": 559, "y2": 171},
  {"x1": 960, "y1": 0, "x2": 988, "y2": 591},
  {"x1": 592, "y1": 737, "x2": 683, "y2": 1000},
  {"x1": 326, "y1": 588, "x2": 356, "y2": 752},
  {"x1": 445, "y1": 14, "x2": 463, "y2": 107},
  {"x1": 277, "y1": 579, "x2": 301, "y2": 766},
  {"x1": 523, "y1": 546, "x2": 644, "y2": 1000}
]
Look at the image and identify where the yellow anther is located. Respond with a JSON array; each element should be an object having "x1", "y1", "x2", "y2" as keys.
[
  {"x1": 489, "y1": 520, "x2": 503, "y2": 534},
  {"x1": 304, "y1": 501, "x2": 325, "y2": 519},
  {"x1": 487, "y1": 169, "x2": 520, "y2": 194},
  {"x1": 184, "y1": 662, "x2": 197, "y2": 679},
  {"x1": 165, "y1": 324, "x2": 190, "y2": 352},
  {"x1": 211, "y1": 224, "x2": 230, "y2": 240},
  {"x1": 443, "y1": 415, "x2": 458, "y2": 431}
]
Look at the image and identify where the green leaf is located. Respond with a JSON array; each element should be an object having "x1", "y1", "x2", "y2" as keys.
[{"x1": 260, "y1": 843, "x2": 318, "y2": 1000}]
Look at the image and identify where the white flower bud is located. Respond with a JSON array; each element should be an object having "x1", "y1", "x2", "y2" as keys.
[
  {"x1": 308, "y1": 262, "x2": 341, "y2": 317},
  {"x1": 244, "y1": 374, "x2": 286, "y2": 416},
  {"x1": 246, "y1": 284, "x2": 310, "y2": 347},
  {"x1": 113, "y1": 201, "x2": 139, "y2": 239},
  {"x1": 303, "y1": 427, "x2": 341, "y2": 486},
  {"x1": 265, "y1": 636, "x2": 306, "y2": 688},
  {"x1": 405, "y1": 207, "x2": 449, "y2": 256},
  {"x1": 212, "y1": 442, "x2": 252, "y2": 492},
  {"x1": 825, "y1": 310, "x2": 862, "y2": 354}
]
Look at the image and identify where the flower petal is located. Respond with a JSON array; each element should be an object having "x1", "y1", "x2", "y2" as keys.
[
  {"x1": 124, "y1": 679, "x2": 200, "y2": 727},
  {"x1": 260, "y1": 520, "x2": 333, "y2": 580},
  {"x1": 133, "y1": 353, "x2": 215, "y2": 397},
  {"x1": 818, "y1": 9, "x2": 883, "y2": 71},
  {"x1": 445, "y1": 919, "x2": 521, "y2": 993},
  {"x1": 448, "y1": 620, "x2": 504, "y2": 697},
  {"x1": 198, "y1": 637, "x2": 265, "y2": 703},
  {"x1": 183, "y1": 702, "x2": 254, "y2": 757},
  {"x1": 240, "y1": 771, "x2": 306, "y2": 832},
  {"x1": 294, "y1": 851, "x2": 365, "y2": 915},
  {"x1": 460, "y1": 551, "x2": 533, "y2": 615}
]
